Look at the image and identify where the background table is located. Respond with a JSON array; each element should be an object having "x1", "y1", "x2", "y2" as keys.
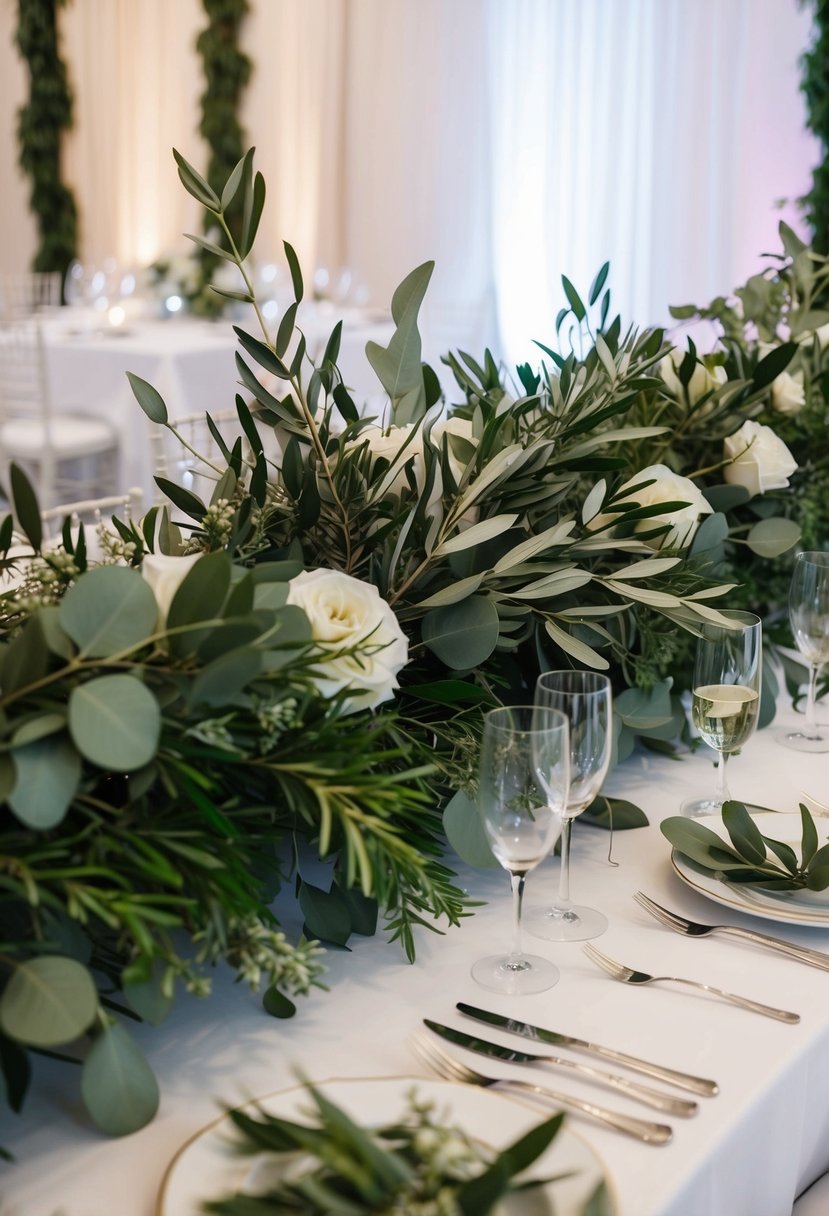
[
  {"x1": 41, "y1": 307, "x2": 394, "y2": 507},
  {"x1": 1, "y1": 697, "x2": 828, "y2": 1216}
]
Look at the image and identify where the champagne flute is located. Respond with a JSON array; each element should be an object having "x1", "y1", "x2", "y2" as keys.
[
  {"x1": 783, "y1": 551, "x2": 829, "y2": 752},
  {"x1": 681, "y1": 611, "x2": 762, "y2": 816},
  {"x1": 472, "y1": 705, "x2": 569, "y2": 995},
  {"x1": 527, "y1": 671, "x2": 612, "y2": 942}
]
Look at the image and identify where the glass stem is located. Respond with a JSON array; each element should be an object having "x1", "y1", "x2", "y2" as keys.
[
  {"x1": 555, "y1": 817, "x2": 573, "y2": 912},
  {"x1": 715, "y1": 751, "x2": 731, "y2": 805},
  {"x1": 806, "y1": 663, "x2": 819, "y2": 735},
  {"x1": 508, "y1": 871, "x2": 526, "y2": 961}
]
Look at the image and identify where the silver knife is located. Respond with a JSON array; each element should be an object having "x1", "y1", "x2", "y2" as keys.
[
  {"x1": 454, "y1": 1003, "x2": 719, "y2": 1098},
  {"x1": 423, "y1": 1019, "x2": 698, "y2": 1116}
]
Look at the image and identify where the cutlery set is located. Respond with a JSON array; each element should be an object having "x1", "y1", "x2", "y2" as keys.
[{"x1": 414, "y1": 891, "x2": 826, "y2": 1145}]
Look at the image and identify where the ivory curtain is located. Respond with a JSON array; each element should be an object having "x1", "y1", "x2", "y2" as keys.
[{"x1": 0, "y1": 0, "x2": 819, "y2": 364}]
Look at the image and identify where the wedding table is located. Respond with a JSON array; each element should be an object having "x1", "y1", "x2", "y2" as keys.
[
  {"x1": 40, "y1": 307, "x2": 393, "y2": 506},
  {"x1": 1, "y1": 697, "x2": 828, "y2": 1216}
]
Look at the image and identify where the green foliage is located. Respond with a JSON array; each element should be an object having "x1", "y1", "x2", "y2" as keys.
[
  {"x1": 663, "y1": 801, "x2": 829, "y2": 890},
  {"x1": 192, "y1": 0, "x2": 252, "y2": 316},
  {"x1": 204, "y1": 1083, "x2": 567, "y2": 1215},
  {"x1": 800, "y1": 0, "x2": 829, "y2": 253},
  {"x1": 15, "y1": 0, "x2": 78, "y2": 282}
]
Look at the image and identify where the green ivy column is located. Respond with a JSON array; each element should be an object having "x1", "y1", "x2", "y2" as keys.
[
  {"x1": 15, "y1": 0, "x2": 78, "y2": 286},
  {"x1": 194, "y1": 0, "x2": 251, "y2": 315},
  {"x1": 801, "y1": 0, "x2": 829, "y2": 254}
]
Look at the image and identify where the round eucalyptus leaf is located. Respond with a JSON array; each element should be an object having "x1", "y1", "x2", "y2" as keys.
[
  {"x1": 747, "y1": 517, "x2": 801, "y2": 558},
  {"x1": 123, "y1": 960, "x2": 173, "y2": 1026},
  {"x1": 442, "y1": 790, "x2": 498, "y2": 868},
  {"x1": 421, "y1": 595, "x2": 499, "y2": 669},
  {"x1": 69, "y1": 675, "x2": 161, "y2": 771},
  {"x1": 0, "y1": 957, "x2": 98, "y2": 1047},
  {"x1": 9, "y1": 738, "x2": 81, "y2": 830},
  {"x1": 80, "y1": 1022, "x2": 160, "y2": 1136},
  {"x1": 12, "y1": 712, "x2": 66, "y2": 748},
  {"x1": 59, "y1": 567, "x2": 158, "y2": 658}
]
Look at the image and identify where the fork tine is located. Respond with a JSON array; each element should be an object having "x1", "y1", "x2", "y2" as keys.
[
  {"x1": 582, "y1": 943, "x2": 622, "y2": 976},
  {"x1": 411, "y1": 1033, "x2": 476, "y2": 1085},
  {"x1": 634, "y1": 892, "x2": 685, "y2": 931}
]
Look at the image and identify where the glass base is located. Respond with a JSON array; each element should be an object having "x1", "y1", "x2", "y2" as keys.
[
  {"x1": 525, "y1": 903, "x2": 608, "y2": 943},
  {"x1": 471, "y1": 952, "x2": 559, "y2": 995},
  {"x1": 778, "y1": 727, "x2": 829, "y2": 754},
  {"x1": 681, "y1": 794, "x2": 725, "y2": 818}
]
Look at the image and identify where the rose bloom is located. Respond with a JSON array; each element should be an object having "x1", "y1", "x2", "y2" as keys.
[
  {"x1": 286, "y1": 568, "x2": 409, "y2": 713},
  {"x1": 591, "y1": 463, "x2": 713, "y2": 550},
  {"x1": 660, "y1": 349, "x2": 727, "y2": 404},
  {"x1": 723, "y1": 420, "x2": 798, "y2": 496},
  {"x1": 770, "y1": 369, "x2": 806, "y2": 416},
  {"x1": 349, "y1": 414, "x2": 477, "y2": 499},
  {"x1": 142, "y1": 552, "x2": 202, "y2": 627}
]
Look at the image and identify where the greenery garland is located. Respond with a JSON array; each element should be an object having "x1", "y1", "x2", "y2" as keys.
[
  {"x1": 801, "y1": 0, "x2": 829, "y2": 252},
  {"x1": 15, "y1": 0, "x2": 78, "y2": 286},
  {"x1": 193, "y1": 0, "x2": 251, "y2": 317}
]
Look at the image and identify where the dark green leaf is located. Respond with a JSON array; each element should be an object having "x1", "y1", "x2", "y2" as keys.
[
  {"x1": 588, "y1": 262, "x2": 610, "y2": 306},
  {"x1": 801, "y1": 803, "x2": 819, "y2": 868},
  {"x1": 154, "y1": 477, "x2": 208, "y2": 523},
  {"x1": 275, "y1": 302, "x2": 298, "y2": 358},
  {"x1": 299, "y1": 882, "x2": 351, "y2": 946},
  {"x1": 752, "y1": 341, "x2": 797, "y2": 390},
  {"x1": 172, "y1": 148, "x2": 220, "y2": 209},
  {"x1": 262, "y1": 987, "x2": 297, "y2": 1019},
  {"x1": 284, "y1": 241, "x2": 304, "y2": 303},
  {"x1": 721, "y1": 802, "x2": 768, "y2": 866},
  {"x1": 126, "y1": 372, "x2": 168, "y2": 425},
  {"x1": 239, "y1": 170, "x2": 266, "y2": 260},
  {"x1": 0, "y1": 1033, "x2": 30, "y2": 1112},
  {"x1": 10, "y1": 462, "x2": 41, "y2": 551},
  {"x1": 561, "y1": 275, "x2": 586, "y2": 321}
]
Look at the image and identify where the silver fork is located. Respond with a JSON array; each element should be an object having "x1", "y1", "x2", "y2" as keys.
[
  {"x1": 635, "y1": 891, "x2": 829, "y2": 972},
  {"x1": 583, "y1": 943, "x2": 800, "y2": 1023},
  {"x1": 411, "y1": 1032, "x2": 672, "y2": 1145}
]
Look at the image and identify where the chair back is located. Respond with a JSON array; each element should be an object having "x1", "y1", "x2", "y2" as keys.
[
  {"x1": 152, "y1": 408, "x2": 243, "y2": 505},
  {"x1": 41, "y1": 487, "x2": 143, "y2": 544},
  {"x1": 0, "y1": 272, "x2": 61, "y2": 324},
  {"x1": 0, "y1": 323, "x2": 51, "y2": 426}
]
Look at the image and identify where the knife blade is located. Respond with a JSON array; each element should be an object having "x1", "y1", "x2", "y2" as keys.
[
  {"x1": 454, "y1": 1003, "x2": 718, "y2": 1097},
  {"x1": 423, "y1": 1019, "x2": 698, "y2": 1116}
]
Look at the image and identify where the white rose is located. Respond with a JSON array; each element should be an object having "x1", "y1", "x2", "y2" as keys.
[
  {"x1": 723, "y1": 420, "x2": 798, "y2": 496},
  {"x1": 349, "y1": 423, "x2": 418, "y2": 496},
  {"x1": 660, "y1": 349, "x2": 727, "y2": 404},
  {"x1": 428, "y1": 415, "x2": 476, "y2": 487},
  {"x1": 591, "y1": 463, "x2": 713, "y2": 550},
  {"x1": 770, "y1": 369, "x2": 805, "y2": 415},
  {"x1": 286, "y1": 568, "x2": 408, "y2": 713},
  {"x1": 142, "y1": 552, "x2": 203, "y2": 628}
]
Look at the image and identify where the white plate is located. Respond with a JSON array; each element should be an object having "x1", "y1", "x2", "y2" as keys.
[
  {"x1": 157, "y1": 1075, "x2": 615, "y2": 1216},
  {"x1": 672, "y1": 811, "x2": 829, "y2": 927}
]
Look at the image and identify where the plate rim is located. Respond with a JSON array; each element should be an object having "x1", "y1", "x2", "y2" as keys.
[
  {"x1": 671, "y1": 810, "x2": 829, "y2": 928},
  {"x1": 155, "y1": 1072, "x2": 617, "y2": 1216}
]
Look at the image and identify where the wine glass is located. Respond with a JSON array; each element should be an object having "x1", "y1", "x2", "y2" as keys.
[
  {"x1": 681, "y1": 611, "x2": 762, "y2": 816},
  {"x1": 782, "y1": 551, "x2": 829, "y2": 752},
  {"x1": 526, "y1": 671, "x2": 612, "y2": 942},
  {"x1": 471, "y1": 704, "x2": 569, "y2": 995}
]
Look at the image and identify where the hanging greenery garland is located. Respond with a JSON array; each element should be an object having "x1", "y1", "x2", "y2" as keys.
[
  {"x1": 800, "y1": 0, "x2": 829, "y2": 252},
  {"x1": 193, "y1": 0, "x2": 251, "y2": 316},
  {"x1": 15, "y1": 0, "x2": 78, "y2": 285}
]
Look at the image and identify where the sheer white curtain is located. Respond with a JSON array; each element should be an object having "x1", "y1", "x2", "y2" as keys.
[
  {"x1": 0, "y1": 0, "x2": 819, "y2": 368},
  {"x1": 485, "y1": 0, "x2": 819, "y2": 365}
]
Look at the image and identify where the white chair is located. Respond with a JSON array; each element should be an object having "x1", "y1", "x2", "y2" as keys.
[
  {"x1": 151, "y1": 408, "x2": 246, "y2": 505},
  {"x1": 0, "y1": 272, "x2": 61, "y2": 324},
  {"x1": 0, "y1": 322, "x2": 120, "y2": 511},
  {"x1": 40, "y1": 487, "x2": 143, "y2": 547}
]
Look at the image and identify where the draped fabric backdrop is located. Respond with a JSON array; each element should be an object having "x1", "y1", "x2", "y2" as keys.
[{"x1": 0, "y1": 0, "x2": 820, "y2": 369}]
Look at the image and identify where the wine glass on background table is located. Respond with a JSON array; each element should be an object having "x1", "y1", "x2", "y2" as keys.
[
  {"x1": 472, "y1": 705, "x2": 569, "y2": 995},
  {"x1": 681, "y1": 611, "x2": 762, "y2": 817},
  {"x1": 527, "y1": 671, "x2": 613, "y2": 943},
  {"x1": 781, "y1": 551, "x2": 829, "y2": 753}
]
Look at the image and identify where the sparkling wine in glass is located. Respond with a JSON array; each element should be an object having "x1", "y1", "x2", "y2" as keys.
[
  {"x1": 471, "y1": 705, "x2": 569, "y2": 995},
  {"x1": 526, "y1": 671, "x2": 612, "y2": 943},
  {"x1": 783, "y1": 551, "x2": 829, "y2": 752},
  {"x1": 682, "y1": 611, "x2": 762, "y2": 817}
]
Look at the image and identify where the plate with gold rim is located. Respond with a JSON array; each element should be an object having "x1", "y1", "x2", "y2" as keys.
[
  {"x1": 156, "y1": 1075, "x2": 616, "y2": 1216},
  {"x1": 671, "y1": 811, "x2": 829, "y2": 928}
]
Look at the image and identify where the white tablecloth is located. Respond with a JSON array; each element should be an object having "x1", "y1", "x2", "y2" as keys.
[
  {"x1": 2, "y1": 700, "x2": 829, "y2": 1216},
  {"x1": 41, "y1": 308, "x2": 393, "y2": 506}
]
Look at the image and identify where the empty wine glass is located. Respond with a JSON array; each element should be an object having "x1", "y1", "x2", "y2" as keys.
[
  {"x1": 527, "y1": 671, "x2": 612, "y2": 942},
  {"x1": 472, "y1": 705, "x2": 569, "y2": 995},
  {"x1": 681, "y1": 611, "x2": 762, "y2": 816},
  {"x1": 782, "y1": 551, "x2": 829, "y2": 753}
]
